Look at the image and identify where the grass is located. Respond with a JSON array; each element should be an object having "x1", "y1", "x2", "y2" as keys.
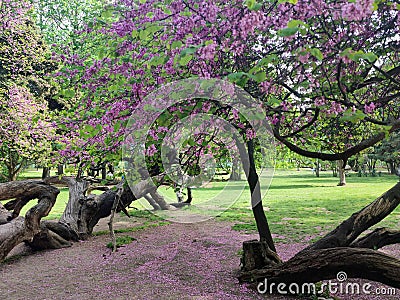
[
  {"x1": 4, "y1": 168, "x2": 400, "y2": 243},
  {"x1": 106, "y1": 235, "x2": 137, "y2": 249},
  {"x1": 93, "y1": 210, "x2": 170, "y2": 236},
  {"x1": 215, "y1": 170, "x2": 400, "y2": 243}
]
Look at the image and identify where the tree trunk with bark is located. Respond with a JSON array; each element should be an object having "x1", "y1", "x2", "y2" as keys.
[
  {"x1": 230, "y1": 159, "x2": 242, "y2": 181},
  {"x1": 388, "y1": 161, "x2": 396, "y2": 174},
  {"x1": 57, "y1": 164, "x2": 64, "y2": 176},
  {"x1": 239, "y1": 182, "x2": 400, "y2": 289},
  {"x1": 315, "y1": 160, "x2": 320, "y2": 178},
  {"x1": 337, "y1": 159, "x2": 346, "y2": 186},
  {"x1": 0, "y1": 180, "x2": 59, "y2": 261},
  {"x1": 41, "y1": 167, "x2": 50, "y2": 179},
  {"x1": 0, "y1": 175, "x2": 171, "y2": 259},
  {"x1": 237, "y1": 138, "x2": 276, "y2": 252}
]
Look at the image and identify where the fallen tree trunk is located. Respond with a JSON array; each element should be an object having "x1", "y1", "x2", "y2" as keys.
[
  {"x1": 350, "y1": 228, "x2": 400, "y2": 249},
  {"x1": 0, "y1": 180, "x2": 59, "y2": 261},
  {"x1": 239, "y1": 182, "x2": 400, "y2": 290},
  {"x1": 0, "y1": 176, "x2": 172, "y2": 257},
  {"x1": 239, "y1": 247, "x2": 400, "y2": 288},
  {"x1": 295, "y1": 182, "x2": 400, "y2": 255}
]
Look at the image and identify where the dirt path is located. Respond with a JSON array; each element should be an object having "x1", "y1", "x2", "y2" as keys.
[{"x1": 0, "y1": 218, "x2": 399, "y2": 300}]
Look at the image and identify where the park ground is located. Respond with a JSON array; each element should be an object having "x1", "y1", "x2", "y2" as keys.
[{"x1": 1, "y1": 170, "x2": 399, "y2": 299}]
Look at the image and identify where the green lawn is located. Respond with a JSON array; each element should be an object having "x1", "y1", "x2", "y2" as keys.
[
  {"x1": 5, "y1": 169, "x2": 400, "y2": 243},
  {"x1": 154, "y1": 169, "x2": 399, "y2": 242},
  {"x1": 217, "y1": 170, "x2": 399, "y2": 242}
]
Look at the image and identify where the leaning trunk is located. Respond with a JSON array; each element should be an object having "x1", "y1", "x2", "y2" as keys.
[
  {"x1": 236, "y1": 138, "x2": 276, "y2": 253},
  {"x1": 57, "y1": 164, "x2": 64, "y2": 176},
  {"x1": 389, "y1": 161, "x2": 396, "y2": 175},
  {"x1": 240, "y1": 182, "x2": 400, "y2": 289}
]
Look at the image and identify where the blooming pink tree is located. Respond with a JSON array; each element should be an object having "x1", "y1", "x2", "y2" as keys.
[
  {"x1": 51, "y1": 0, "x2": 400, "y2": 286},
  {"x1": 0, "y1": 86, "x2": 56, "y2": 181},
  {"x1": 4, "y1": 0, "x2": 398, "y2": 288},
  {"x1": 0, "y1": 0, "x2": 58, "y2": 180}
]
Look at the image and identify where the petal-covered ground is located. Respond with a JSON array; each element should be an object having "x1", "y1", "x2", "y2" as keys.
[{"x1": 0, "y1": 219, "x2": 398, "y2": 300}]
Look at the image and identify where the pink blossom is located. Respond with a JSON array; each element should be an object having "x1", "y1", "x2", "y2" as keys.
[
  {"x1": 202, "y1": 101, "x2": 211, "y2": 112},
  {"x1": 245, "y1": 128, "x2": 256, "y2": 140},
  {"x1": 145, "y1": 144, "x2": 157, "y2": 156},
  {"x1": 232, "y1": 109, "x2": 239, "y2": 120},
  {"x1": 364, "y1": 102, "x2": 376, "y2": 114},
  {"x1": 341, "y1": 0, "x2": 374, "y2": 21},
  {"x1": 271, "y1": 115, "x2": 279, "y2": 125},
  {"x1": 314, "y1": 97, "x2": 326, "y2": 106}
]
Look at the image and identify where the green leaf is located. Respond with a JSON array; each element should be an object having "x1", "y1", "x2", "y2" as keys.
[
  {"x1": 163, "y1": 8, "x2": 172, "y2": 15},
  {"x1": 148, "y1": 55, "x2": 166, "y2": 68},
  {"x1": 256, "y1": 55, "x2": 278, "y2": 66},
  {"x1": 277, "y1": 27, "x2": 299, "y2": 37},
  {"x1": 179, "y1": 55, "x2": 193, "y2": 66},
  {"x1": 139, "y1": 29, "x2": 150, "y2": 41},
  {"x1": 267, "y1": 96, "x2": 281, "y2": 106},
  {"x1": 278, "y1": 0, "x2": 298, "y2": 4},
  {"x1": 64, "y1": 89, "x2": 75, "y2": 98},
  {"x1": 363, "y1": 52, "x2": 378, "y2": 63},
  {"x1": 108, "y1": 85, "x2": 119, "y2": 92},
  {"x1": 244, "y1": 0, "x2": 256, "y2": 9},
  {"x1": 340, "y1": 48, "x2": 353, "y2": 57},
  {"x1": 227, "y1": 72, "x2": 248, "y2": 82},
  {"x1": 340, "y1": 109, "x2": 366, "y2": 123},
  {"x1": 180, "y1": 45, "x2": 200, "y2": 56},
  {"x1": 114, "y1": 121, "x2": 121, "y2": 132},
  {"x1": 310, "y1": 48, "x2": 324, "y2": 61},
  {"x1": 287, "y1": 19, "x2": 306, "y2": 28},
  {"x1": 251, "y1": 3, "x2": 263, "y2": 10},
  {"x1": 227, "y1": 72, "x2": 250, "y2": 87},
  {"x1": 253, "y1": 72, "x2": 267, "y2": 83},
  {"x1": 101, "y1": 10, "x2": 113, "y2": 19},
  {"x1": 171, "y1": 40, "x2": 183, "y2": 49}
]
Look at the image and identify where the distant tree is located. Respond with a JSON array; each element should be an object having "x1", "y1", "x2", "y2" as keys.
[
  {"x1": 372, "y1": 131, "x2": 400, "y2": 175},
  {"x1": 30, "y1": 0, "x2": 105, "y2": 50},
  {"x1": 0, "y1": 0, "x2": 57, "y2": 181}
]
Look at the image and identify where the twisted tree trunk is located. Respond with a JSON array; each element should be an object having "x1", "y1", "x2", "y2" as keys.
[
  {"x1": 239, "y1": 182, "x2": 400, "y2": 289},
  {"x1": 0, "y1": 180, "x2": 59, "y2": 261},
  {"x1": 0, "y1": 176, "x2": 170, "y2": 258}
]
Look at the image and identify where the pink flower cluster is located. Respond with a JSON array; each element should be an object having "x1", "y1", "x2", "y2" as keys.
[
  {"x1": 198, "y1": 42, "x2": 217, "y2": 61},
  {"x1": 326, "y1": 102, "x2": 345, "y2": 115},
  {"x1": 341, "y1": 0, "x2": 374, "y2": 21},
  {"x1": 245, "y1": 128, "x2": 256, "y2": 140},
  {"x1": 364, "y1": 102, "x2": 376, "y2": 114},
  {"x1": 146, "y1": 144, "x2": 157, "y2": 156},
  {"x1": 314, "y1": 97, "x2": 326, "y2": 107}
]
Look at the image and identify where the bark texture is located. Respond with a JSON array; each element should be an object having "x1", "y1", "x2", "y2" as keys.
[
  {"x1": 0, "y1": 176, "x2": 165, "y2": 257},
  {"x1": 239, "y1": 248, "x2": 400, "y2": 288},
  {"x1": 0, "y1": 180, "x2": 59, "y2": 261},
  {"x1": 239, "y1": 182, "x2": 400, "y2": 290},
  {"x1": 337, "y1": 160, "x2": 346, "y2": 186}
]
